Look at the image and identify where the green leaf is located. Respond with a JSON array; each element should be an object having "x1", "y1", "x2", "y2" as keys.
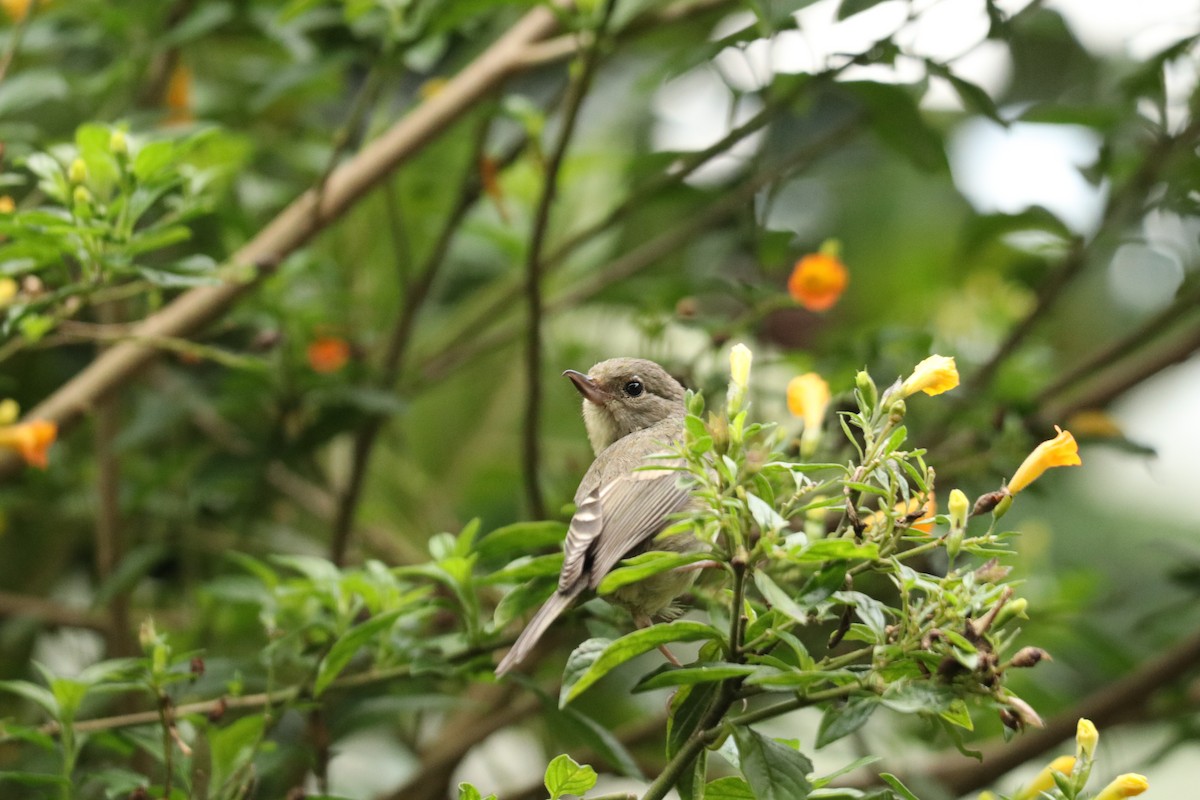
[
  {"x1": 634, "y1": 662, "x2": 757, "y2": 692},
  {"x1": 493, "y1": 578, "x2": 554, "y2": 629},
  {"x1": 668, "y1": 681, "x2": 718, "y2": 759},
  {"x1": 133, "y1": 141, "x2": 178, "y2": 182},
  {"x1": 560, "y1": 621, "x2": 723, "y2": 706},
  {"x1": 314, "y1": 609, "x2": 404, "y2": 696},
  {"x1": 843, "y1": 81, "x2": 949, "y2": 173},
  {"x1": 474, "y1": 520, "x2": 567, "y2": 560},
  {"x1": 456, "y1": 783, "x2": 497, "y2": 800},
  {"x1": 815, "y1": 697, "x2": 879, "y2": 748},
  {"x1": 752, "y1": 570, "x2": 811, "y2": 625},
  {"x1": 734, "y1": 726, "x2": 813, "y2": 800},
  {"x1": 596, "y1": 550, "x2": 714, "y2": 595},
  {"x1": 705, "y1": 776, "x2": 756, "y2": 800},
  {"x1": 0, "y1": 680, "x2": 58, "y2": 717},
  {"x1": 0, "y1": 70, "x2": 69, "y2": 117},
  {"x1": 543, "y1": 754, "x2": 597, "y2": 800},
  {"x1": 791, "y1": 540, "x2": 880, "y2": 563},
  {"x1": 880, "y1": 773, "x2": 921, "y2": 800}
]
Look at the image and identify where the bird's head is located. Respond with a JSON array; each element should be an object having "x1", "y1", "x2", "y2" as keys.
[{"x1": 564, "y1": 357, "x2": 686, "y2": 454}]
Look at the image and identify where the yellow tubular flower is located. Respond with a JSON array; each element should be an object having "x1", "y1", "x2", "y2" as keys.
[
  {"x1": 787, "y1": 373, "x2": 830, "y2": 430},
  {"x1": 900, "y1": 354, "x2": 959, "y2": 397},
  {"x1": 1076, "y1": 718, "x2": 1099, "y2": 761},
  {"x1": 1095, "y1": 774, "x2": 1149, "y2": 800},
  {"x1": 1007, "y1": 426, "x2": 1081, "y2": 494},
  {"x1": 1015, "y1": 755, "x2": 1076, "y2": 800}
]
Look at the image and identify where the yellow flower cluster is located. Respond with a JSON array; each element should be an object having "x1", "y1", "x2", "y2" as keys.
[{"x1": 983, "y1": 719, "x2": 1148, "y2": 800}]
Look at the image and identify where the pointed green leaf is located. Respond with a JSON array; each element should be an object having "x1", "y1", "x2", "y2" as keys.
[
  {"x1": 314, "y1": 609, "x2": 404, "y2": 696},
  {"x1": 816, "y1": 697, "x2": 879, "y2": 748},
  {"x1": 597, "y1": 550, "x2": 714, "y2": 595},
  {"x1": 734, "y1": 726, "x2": 813, "y2": 800},
  {"x1": 560, "y1": 621, "x2": 722, "y2": 706}
]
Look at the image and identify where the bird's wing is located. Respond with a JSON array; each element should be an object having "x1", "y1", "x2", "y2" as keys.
[
  {"x1": 559, "y1": 484, "x2": 603, "y2": 592},
  {"x1": 584, "y1": 460, "x2": 692, "y2": 591}
]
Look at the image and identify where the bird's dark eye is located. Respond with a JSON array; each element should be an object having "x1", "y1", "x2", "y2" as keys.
[{"x1": 624, "y1": 379, "x2": 644, "y2": 397}]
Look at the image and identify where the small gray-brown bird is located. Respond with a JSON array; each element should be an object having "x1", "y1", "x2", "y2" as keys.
[{"x1": 494, "y1": 357, "x2": 703, "y2": 676}]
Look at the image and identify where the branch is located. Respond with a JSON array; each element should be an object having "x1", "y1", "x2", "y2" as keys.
[
  {"x1": 522, "y1": 0, "x2": 619, "y2": 519},
  {"x1": 966, "y1": 117, "x2": 1200, "y2": 397},
  {"x1": 1039, "y1": 321, "x2": 1200, "y2": 423},
  {"x1": 0, "y1": 4, "x2": 563, "y2": 479},
  {"x1": 1035, "y1": 276, "x2": 1200, "y2": 405},
  {"x1": 420, "y1": 118, "x2": 859, "y2": 385},
  {"x1": 0, "y1": 590, "x2": 112, "y2": 632},
  {"x1": 329, "y1": 112, "x2": 502, "y2": 565}
]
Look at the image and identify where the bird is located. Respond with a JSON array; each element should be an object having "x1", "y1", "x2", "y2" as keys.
[{"x1": 494, "y1": 357, "x2": 705, "y2": 676}]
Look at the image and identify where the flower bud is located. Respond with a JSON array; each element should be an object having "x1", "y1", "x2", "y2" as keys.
[
  {"x1": 68, "y1": 157, "x2": 88, "y2": 184},
  {"x1": 855, "y1": 369, "x2": 877, "y2": 412},
  {"x1": 138, "y1": 618, "x2": 159, "y2": 653},
  {"x1": 110, "y1": 129, "x2": 128, "y2": 156},
  {"x1": 993, "y1": 597, "x2": 1028, "y2": 629},
  {"x1": 727, "y1": 343, "x2": 752, "y2": 413},
  {"x1": 1076, "y1": 718, "x2": 1098, "y2": 761},
  {"x1": 0, "y1": 398, "x2": 19, "y2": 425},
  {"x1": 0, "y1": 278, "x2": 17, "y2": 307},
  {"x1": 1008, "y1": 646, "x2": 1050, "y2": 668},
  {"x1": 973, "y1": 558, "x2": 1011, "y2": 583},
  {"x1": 72, "y1": 186, "x2": 93, "y2": 218},
  {"x1": 887, "y1": 398, "x2": 906, "y2": 425},
  {"x1": 948, "y1": 488, "x2": 969, "y2": 531}
]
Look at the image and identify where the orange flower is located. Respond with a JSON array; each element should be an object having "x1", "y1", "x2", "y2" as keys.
[
  {"x1": 0, "y1": 196, "x2": 14, "y2": 213},
  {"x1": 1007, "y1": 426, "x2": 1081, "y2": 494},
  {"x1": 307, "y1": 336, "x2": 351, "y2": 374},
  {"x1": 787, "y1": 249, "x2": 848, "y2": 312},
  {"x1": 0, "y1": 419, "x2": 57, "y2": 468},
  {"x1": 164, "y1": 63, "x2": 193, "y2": 125}
]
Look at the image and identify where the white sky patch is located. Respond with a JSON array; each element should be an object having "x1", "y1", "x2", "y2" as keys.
[
  {"x1": 948, "y1": 119, "x2": 1107, "y2": 234},
  {"x1": 1084, "y1": 356, "x2": 1200, "y2": 523},
  {"x1": 650, "y1": 66, "x2": 765, "y2": 186}
]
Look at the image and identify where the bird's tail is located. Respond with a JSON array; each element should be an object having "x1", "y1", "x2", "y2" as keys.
[{"x1": 494, "y1": 587, "x2": 579, "y2": 677}]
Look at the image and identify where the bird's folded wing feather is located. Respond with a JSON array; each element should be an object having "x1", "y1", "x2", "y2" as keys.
[{"x1": 585, "y1": 462, "x2": 692, "y2": 590}]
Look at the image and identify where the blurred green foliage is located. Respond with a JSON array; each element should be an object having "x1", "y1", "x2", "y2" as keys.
[{"x1": 0, "y1": 0, "x2": 1197, "y2": 798}]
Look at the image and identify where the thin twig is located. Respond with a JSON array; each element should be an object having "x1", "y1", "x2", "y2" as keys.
[
  {"x1": 328, "y1": 112, "x2": 503, "y2": 565},
  {"x1": 522, "y1": 0, "x2": 619, "y2": 519},
  {"x1": 421, "y1": 118, "x2": 859, "y2": 385}
]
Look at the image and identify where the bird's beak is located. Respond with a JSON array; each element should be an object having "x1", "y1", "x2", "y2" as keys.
[{"x1": 563, "y1": 369, "x2": 610, "y2": 405}]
